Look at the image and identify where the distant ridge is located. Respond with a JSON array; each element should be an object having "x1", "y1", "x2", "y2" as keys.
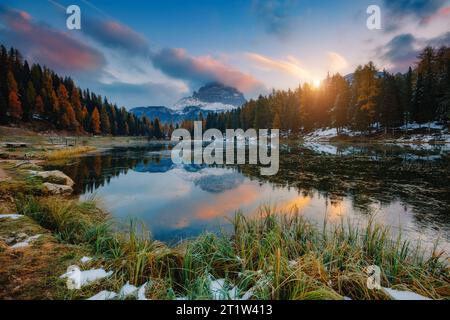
[{"x1": 130, "y1": 83, "x2": 247, "y2": 123}]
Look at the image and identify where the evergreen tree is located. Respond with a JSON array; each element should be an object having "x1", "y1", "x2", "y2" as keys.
[
  {"x1": 8, "y1": 91, "x2": 22, "y2": 120},
  {"x1": 352, "y1": 62, "x2": 380, "y2": 132},
  {"x1": 90, "y1": 107, "x2": 101, "y2": 135},
  {"x1": 332, "y1": 75, "x2": 350, "y2": 132},
  {"x1": 100, "y1": 105, "x2": 111, "y2": 134}
]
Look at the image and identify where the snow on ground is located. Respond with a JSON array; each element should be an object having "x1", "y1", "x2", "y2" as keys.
[
  {"x1": 60, "y1": 267, "x2": 113, "y2": 288},
  {"x1": 80, "y1": 256, "x2": 93, "y2": 264},
  {"x1": 399, "y1": 121, "x2": 444, "y2": 131},
  {"x1": 303, "y1": 123, "x2": 450, "y2": 144},
  {"x1": 10, "y1": 234, "x2": 41, "y2": 249},
  {"x1": 87, "y1": 290, "x2": 117, "y2": 300},
  {"x1": 382, "y1": 287, "x2": 431, "y2": 300},
  {"x1": 304, "y1": 127, "x2": 360, "y2": 141},
  {"x1": 0, "y1": 214, "x2": 24, "y2": 220},
  {"x1": 87, "y1": 282, "x2": 149, "y2": 300}
]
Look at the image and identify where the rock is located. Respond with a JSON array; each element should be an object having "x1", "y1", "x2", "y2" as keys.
[
  {"x1": 42, "y1": 183, "x2": 73, "y2": 195},
  {"x1": 31, "y1": 170, "x2": 74, "y2": 187}
]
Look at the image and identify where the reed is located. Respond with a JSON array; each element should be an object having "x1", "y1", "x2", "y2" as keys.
[{"x1": 15, "y1": 196, "x2": 449, "y2": 300}]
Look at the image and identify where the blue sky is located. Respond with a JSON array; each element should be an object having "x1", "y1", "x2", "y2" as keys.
[{"x1": 1, "y1": 0, "x2": 450, "y2": 108}]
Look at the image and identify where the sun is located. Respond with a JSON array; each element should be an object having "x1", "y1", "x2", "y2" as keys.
[{"x1": 313, "y1": 79, "x2": 321, "y2": 88}]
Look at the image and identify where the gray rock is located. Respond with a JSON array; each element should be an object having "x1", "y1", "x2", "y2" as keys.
[
  {"x1": 43, "y1": 182, "x2": 73, "y2": 195},
  {"x1": 29, "y1": 170, "x2": 74, "y2": 187}
]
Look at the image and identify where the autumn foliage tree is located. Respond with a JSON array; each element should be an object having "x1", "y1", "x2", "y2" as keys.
[
  {"x1": 0, "y1": 44, "x2": 154, "y2": 136},
  {"x1": 90, "y1": 107, "x2": 101, "y2": 135}
]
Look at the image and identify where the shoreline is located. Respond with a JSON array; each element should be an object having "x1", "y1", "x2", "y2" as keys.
[{"x1": 0, "y1": 137, "x2": 449, "y2": 300}]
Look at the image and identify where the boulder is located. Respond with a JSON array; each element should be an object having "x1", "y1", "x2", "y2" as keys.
[
  {"x1": 43, "y1": 182, "x2": 73, "y2": 195},
  {"x1": 30, "y1": 170, "x2": 74, "y2": 187}
]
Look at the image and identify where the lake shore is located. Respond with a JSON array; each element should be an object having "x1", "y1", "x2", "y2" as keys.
[{"x1": 0, "y1": 139, "x2": 448, "y2": 300}]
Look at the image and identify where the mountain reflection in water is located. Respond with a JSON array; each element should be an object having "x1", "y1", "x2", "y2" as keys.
[{"x1": 44, "y1": 142, "x2": 450, "y2": 250}]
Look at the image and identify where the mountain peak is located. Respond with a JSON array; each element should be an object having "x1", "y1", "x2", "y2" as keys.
[{"x1": 173, "y1": 83, "x2": 247, "y2": 111}]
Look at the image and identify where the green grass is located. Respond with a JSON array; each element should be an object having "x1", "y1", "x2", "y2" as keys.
[{"x1": 14, "y1": 197, "x2": 450, "y2": 300}]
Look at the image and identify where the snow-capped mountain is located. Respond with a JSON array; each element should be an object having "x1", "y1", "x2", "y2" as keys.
[
  {"x1": 172, "y1": 82, "x2": 247, "y2": 112},
  {"x1": 172, "y1": 97, "x2": 237, "y2": 112},
  {"x1": 130, "y1": 83, "x2": 247, "y2": 123}
]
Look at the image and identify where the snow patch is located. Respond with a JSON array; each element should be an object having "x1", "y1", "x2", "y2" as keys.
[
  {"x1": 382, "y1": 287, "x2": 431, "y2": 300},
  {"x1": 209, "y1": 276, "x2": 240, "y2": 300},
  {"x1": 173, "y1": 97, "x2": 237, "y2": 112},
  {"x1": 10, "y1": 234, "x2": 41, "y2": 249},
  {"x1": 87, "y1": 290, "x2": 117, "y2": 300},
  {"x1": 80, "y1": 256, "x2": 93, "y2": 264},
  {"x1": 118, "y1": 281, "x2": 138, "y2": 298},
  {"x1": 60, "y1": 268, "x2": 113, "y2": 287},
  {"x1": 0, "y1": 214, "x2": 24, "y2": 220}
]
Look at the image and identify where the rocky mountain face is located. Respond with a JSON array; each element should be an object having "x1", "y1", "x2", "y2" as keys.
[
  {"x1": 130, "y1": 83, "x2": 247, "y2": 123},
  {"x1": 192, "y1": 82, "x2": 246, "y2": 107}
]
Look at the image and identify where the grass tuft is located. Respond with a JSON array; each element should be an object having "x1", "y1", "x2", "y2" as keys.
[{"x1": 14, "y1": 198, "x2": 450, "y2": 300}]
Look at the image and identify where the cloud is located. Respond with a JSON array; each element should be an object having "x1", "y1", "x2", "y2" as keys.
[
  {"x1": 83, "y1": 17, "x2": 150, "y2": 55},
  {"x1": 151, "y1": 47, "x2": 263, "y2": 93},
  {"x1": 420, "y1": 5, "x2": 450, "y2": 25},
  {"x1": 382, "y1": 0, "x2": 448, "y2": 31},
  {"x1": 90, "y1": 80, "x2": 188, "y2": 108},
  {"x1": 0, "y1": 5, "x2": 105, "y2": 73},
  {"x1": 246, "y1": 52, "x2": 309, "y2": 79},
  {"x1": 379, "y1": 34, "x2": 419, "y2": 72},
  {"x1": 252, "y1": 0, "x2": 299, "y2": 38},
  {"x1": 378, "y1": 31, "x2": 450, "y2": 72},
  {"x1": 326, "y1": 52, "x2": 348, "y2": 73}
]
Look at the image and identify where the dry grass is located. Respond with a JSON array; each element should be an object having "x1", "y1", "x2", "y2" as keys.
[
  {"x1": 45, "y1": 146, "x2": 96, "y2": 161},
  {"x1": 12, "y1": 197, "x2": 450, "y2": 300}
]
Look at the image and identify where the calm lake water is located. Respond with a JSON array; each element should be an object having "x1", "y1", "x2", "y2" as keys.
[{"x1": 45, "y1": 141, "x2": 450, "y2": 251}]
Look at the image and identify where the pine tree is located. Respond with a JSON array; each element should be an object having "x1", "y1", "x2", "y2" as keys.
[
  {"x1": 0, "y1": 46, "x2": 8, "y2": 123},
  {"x1": 332, "y1": 75, "x2": 351, "y2": 133},
  {"x1": 272, "y1": 112, "x2": 281, "y2": 129},
  {"x1": 35, "y1": 95, "x2": 44, "y2": 115},
  {"x1": 353, "y1": 62, "x2": 380, "y2": 132},
  {"x1": 90, "y1": 107, "x2": 101, "y2": 135},
  {"x1": 153, "y1": 117, "x2": 162, "y2": 139},
  {"x1": 8, "y1": 91, "x2": 22, "y2": 120},
  {"x1": 403, "y1": 67, "x2": 414, "y2": 126},
  {"x1": 100, "y1": 105, "x2": 111, "y2": 134},
  {"x1": 71, "y1": 86, "x2": 83, "y2": 125},
  {"x1": 24, "y1": 81, "x2": 36, "y2": 121},
  {"x1": 58, "y1": 84, "x2": 78, "y2": 131}
]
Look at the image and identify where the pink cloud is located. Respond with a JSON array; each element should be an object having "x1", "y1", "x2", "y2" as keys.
[
  {"x1": 152, "y1": 47, "x2": 263, "y2": 93},
  {"x1": 420, "y1": 5, "x2": 450, "y2": 25},
  {"x1": 0, "y1": 6, "x2": 105, "y2": 72}
]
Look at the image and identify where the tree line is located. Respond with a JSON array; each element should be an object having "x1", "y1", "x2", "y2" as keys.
[
  {"x1": 0, "y1": 45, "x2": 170, "y2": 137},
  {"x1": 204, "y1": 46, "x2": 450, "y2": 134}
]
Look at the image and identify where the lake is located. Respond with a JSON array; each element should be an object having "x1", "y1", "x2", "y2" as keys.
[{"x1": 45, "y1": 141, "x2": 450, "y2": 251}]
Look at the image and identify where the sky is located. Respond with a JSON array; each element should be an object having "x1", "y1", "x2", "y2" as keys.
[{"x1": 1, "y1": 0, "x2": 450, "y2": 108}]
